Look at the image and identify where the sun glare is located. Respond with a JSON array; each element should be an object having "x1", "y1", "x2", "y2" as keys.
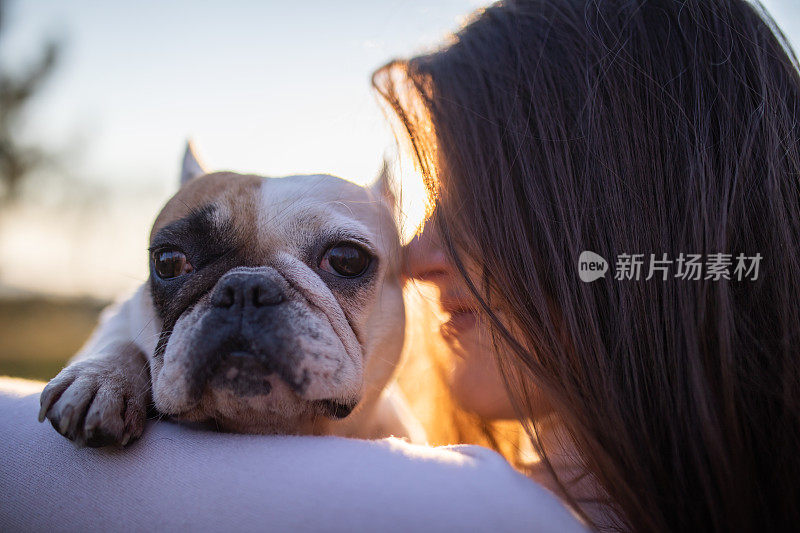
[{"x1": 394, "y1": 156, "x2": 431, "y2": 245}]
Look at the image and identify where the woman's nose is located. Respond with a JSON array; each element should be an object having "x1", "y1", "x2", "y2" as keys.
[{"x1": 403, "y1": 223, "x2": 451, "y2": 281}]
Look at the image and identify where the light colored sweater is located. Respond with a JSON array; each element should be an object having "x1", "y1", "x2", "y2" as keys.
[{"x1": 0, "y1": 378, "x2": 586, "y2": 532}]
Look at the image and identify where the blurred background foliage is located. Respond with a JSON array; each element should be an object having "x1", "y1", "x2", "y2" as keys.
[
  {"x1": 0, "y1": 15, "x2": 57, "y2": 205},
  {"x1": 0, "y1": 0, "x2": 86, "y2": 379}
]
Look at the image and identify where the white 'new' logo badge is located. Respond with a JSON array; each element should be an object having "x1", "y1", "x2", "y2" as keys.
[{"x1": 578, "y1": 251, "x2": 608, "y2": 282}]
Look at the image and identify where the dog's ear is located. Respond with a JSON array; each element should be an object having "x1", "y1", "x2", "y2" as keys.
[
  {"x1": 180, "y1": 140, "x2": 208, "y2": 186},
  {"x1": 370, "y1": 158, "x2": 398, "y2": 213}
]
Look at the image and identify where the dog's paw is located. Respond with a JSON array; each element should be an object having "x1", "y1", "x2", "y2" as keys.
[{"x1": 38, "y1": 345, "x2": 151, "y2": 447}]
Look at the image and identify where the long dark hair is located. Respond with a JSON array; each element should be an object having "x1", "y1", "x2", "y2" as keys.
[{"x1": 374, "y1": 0, "x2": 800, "y2": 530}]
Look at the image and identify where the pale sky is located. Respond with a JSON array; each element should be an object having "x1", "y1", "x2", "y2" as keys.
[
  {"x1": 0, "y1": 0, "x2": 797, "y2": 298},
  {"x1": 0, "y1": 0, "x2": 484, "y2": 298}
]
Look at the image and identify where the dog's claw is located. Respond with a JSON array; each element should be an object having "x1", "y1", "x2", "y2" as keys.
[
  {"x1": 38, "y1": 373, "x2": 73, "y2": 424},
  {"x1": 58, "y1": 406, "x2": 73, "y2": 434}
]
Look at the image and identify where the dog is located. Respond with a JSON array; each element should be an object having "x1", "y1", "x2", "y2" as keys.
[{"x1": 38, "y1": 143, "x2": 421, "y2": 446}]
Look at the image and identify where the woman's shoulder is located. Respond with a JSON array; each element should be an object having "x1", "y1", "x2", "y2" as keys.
[{"x1": 0, "y1": 378, "x2": 586, "y2": 532}]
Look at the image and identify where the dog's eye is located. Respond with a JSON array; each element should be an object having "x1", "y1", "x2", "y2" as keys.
[
  {"x1": 320, "y1": 244, "x2": 370, "y2": 278},
  {"x1": 153, "y1": 249, "x2": 193, "y2": 279}
]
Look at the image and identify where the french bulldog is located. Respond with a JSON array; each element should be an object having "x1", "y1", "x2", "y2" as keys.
[{"x1": 38, "y1": 143, "x2": 421, "y2": 446}]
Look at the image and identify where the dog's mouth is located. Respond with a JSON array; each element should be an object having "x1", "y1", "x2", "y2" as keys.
[
  {"x1": 210, "y1": 348, "x2": 305, "y2": 395},
  {"x1": 199, "y1": 346, "x2": 357, "y2": 420}
]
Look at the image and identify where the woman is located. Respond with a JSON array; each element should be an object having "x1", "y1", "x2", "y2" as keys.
[{"x1": 375, "y1": 0, "x2": 800, "y2": 530}]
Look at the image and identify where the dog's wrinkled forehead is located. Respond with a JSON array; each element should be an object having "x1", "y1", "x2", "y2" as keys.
[
  {"x1": 151, "y1": 172, "x2": 260, "y2": 243},
  {"x1": 151, "y1": 172, "x2": 394, "y2": 259}
]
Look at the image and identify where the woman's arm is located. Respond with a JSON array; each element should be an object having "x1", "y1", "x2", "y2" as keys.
[{"x1": 0, "y1": 378, "x2": 585, "y2": 532}]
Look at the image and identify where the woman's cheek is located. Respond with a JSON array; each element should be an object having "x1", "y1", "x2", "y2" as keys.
[{"x1": 447, "y1": 325, "x2": 517, "y2": 420}]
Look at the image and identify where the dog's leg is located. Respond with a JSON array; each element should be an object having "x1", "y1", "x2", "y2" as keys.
[{"x1": 38, "y1": 286, "x2": 156, "y2": 447}]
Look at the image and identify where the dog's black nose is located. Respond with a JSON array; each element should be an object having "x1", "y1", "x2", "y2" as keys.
[{"x1": 211, "y1": 271, "x2": 285, "y2": 308}]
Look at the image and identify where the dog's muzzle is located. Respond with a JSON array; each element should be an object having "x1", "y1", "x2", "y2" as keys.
[{"x1": 181, "y1": 267, "x2": 356, "y2": 419}]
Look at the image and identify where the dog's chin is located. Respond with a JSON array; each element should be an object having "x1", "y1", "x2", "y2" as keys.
[{"x1": 157, "y1": 352, "x2": 359, "y2": 435}]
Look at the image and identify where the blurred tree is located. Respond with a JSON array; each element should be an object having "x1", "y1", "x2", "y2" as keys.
[{"x1": 0, "y1": 0, "x2": 59, "y2": 204}]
